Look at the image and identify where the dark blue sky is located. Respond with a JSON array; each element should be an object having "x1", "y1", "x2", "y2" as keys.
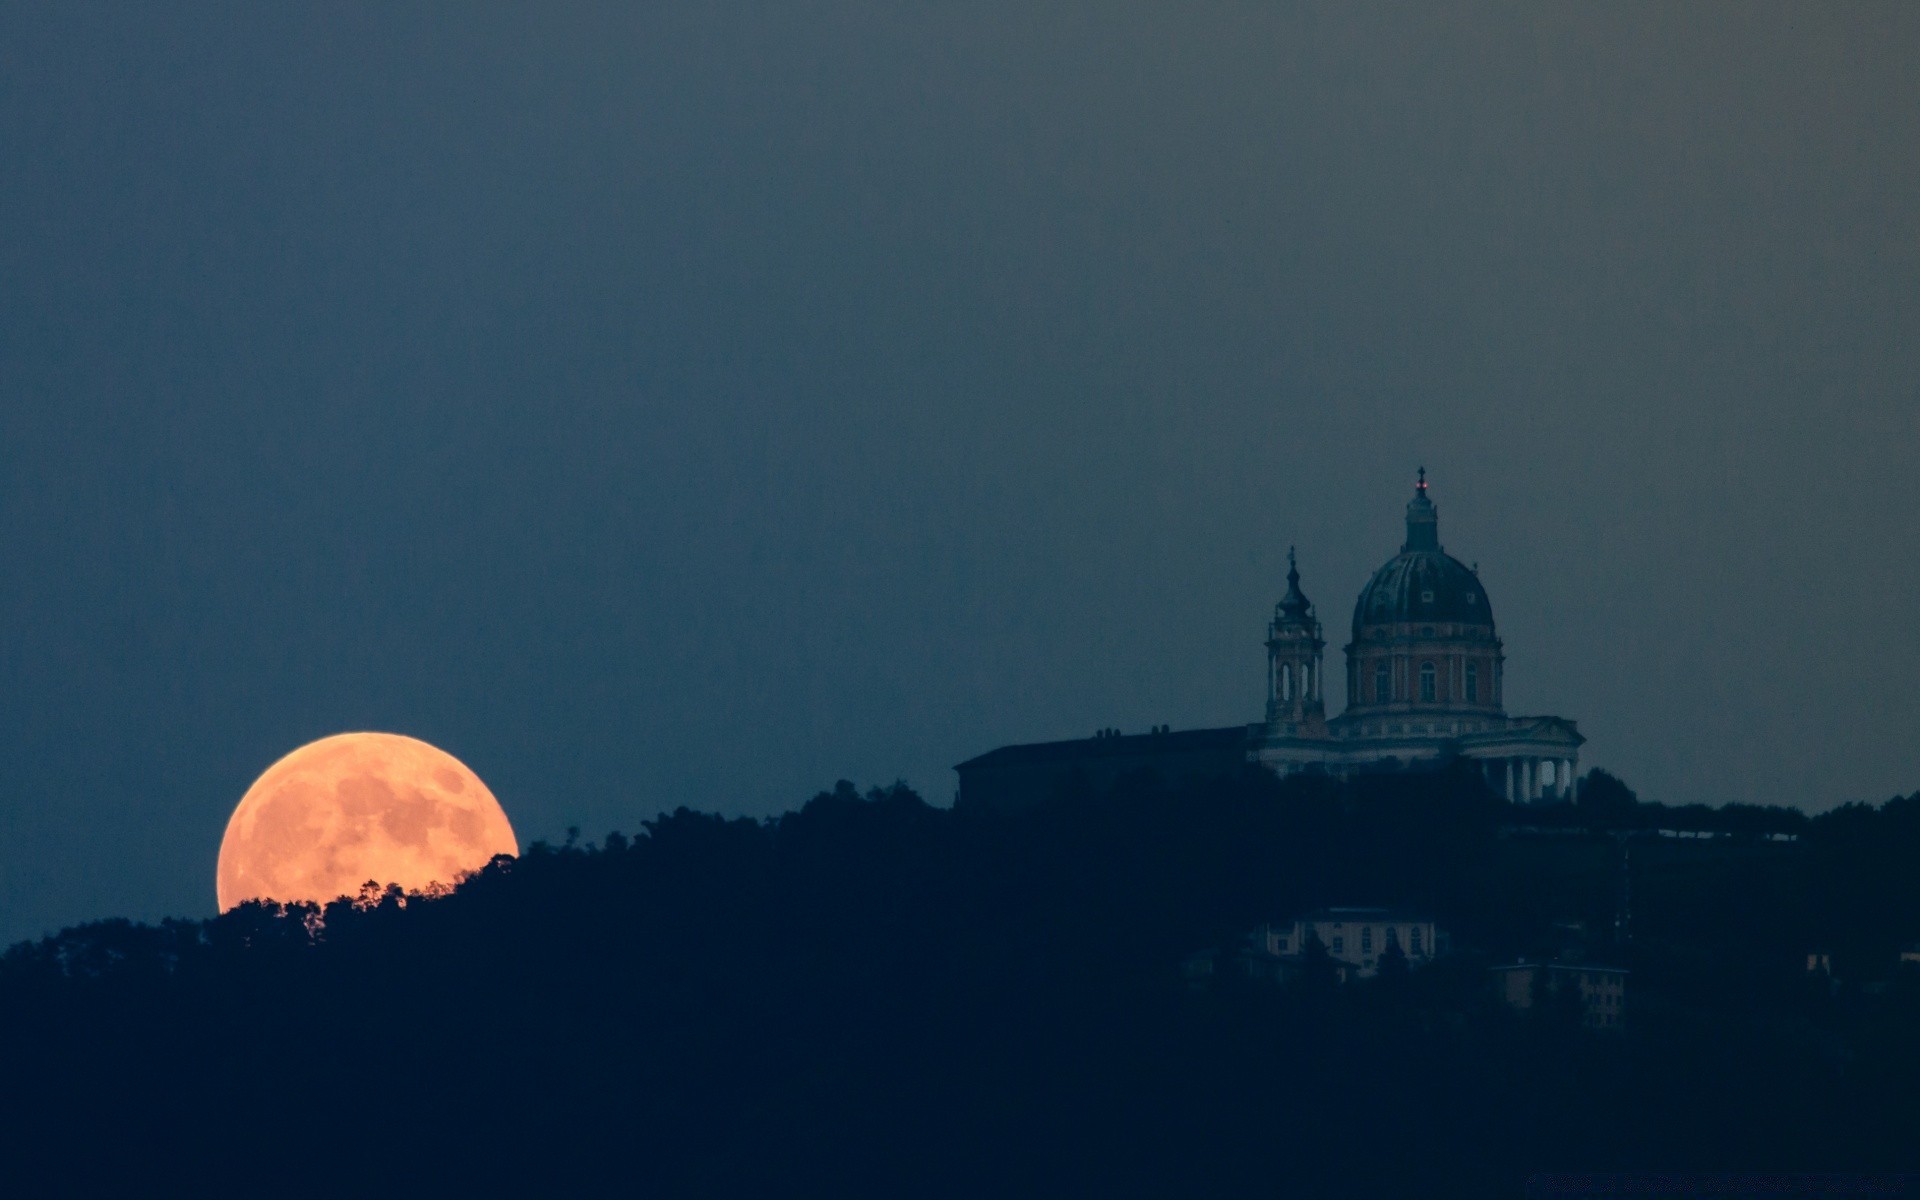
[{"x1": 2, "y1": 4, "x2": 1915, "y2": 945}]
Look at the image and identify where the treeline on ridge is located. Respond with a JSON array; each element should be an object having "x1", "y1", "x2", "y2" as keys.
[{"x1": 3, "y1": 765, "x2": 1918, "y2": 1197}]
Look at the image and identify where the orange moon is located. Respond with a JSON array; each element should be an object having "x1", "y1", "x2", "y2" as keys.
[{"x1": 216, "y1": 732, "x2": 517, "y2": 911}]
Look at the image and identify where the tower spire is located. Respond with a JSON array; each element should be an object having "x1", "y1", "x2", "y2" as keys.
[
  {"x1": 1279, "y1": 545, "x2": 1311, "y2": 620},
  {"x1": 1267, "y1": 547, "x2": 1325, "y2": 728}
]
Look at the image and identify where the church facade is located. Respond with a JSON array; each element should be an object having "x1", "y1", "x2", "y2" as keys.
[{"x1": 955, "y1": 474, "x2": 1583, "y2": 809}]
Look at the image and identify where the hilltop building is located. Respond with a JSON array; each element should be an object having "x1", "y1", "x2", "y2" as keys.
[{"x1": 956, "y1": 474, "x2": 1583, "y2": 808}]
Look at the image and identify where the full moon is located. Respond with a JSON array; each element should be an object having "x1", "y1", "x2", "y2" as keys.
[{"x1": 216, "y1": 732, "x2": 517, "y2": 911}]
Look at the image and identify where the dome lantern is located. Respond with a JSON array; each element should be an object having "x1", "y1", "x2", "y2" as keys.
[{"x1": 1403, "y1": 467, "x2": 1440, "y2": 553}]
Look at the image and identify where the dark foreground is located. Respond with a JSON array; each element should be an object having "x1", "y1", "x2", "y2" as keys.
[{"x1": 4, "y1": 767, "x2": 1917, "y2": 1197}]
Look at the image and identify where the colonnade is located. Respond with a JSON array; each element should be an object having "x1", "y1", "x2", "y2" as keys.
[{"x1": 1480, "y1": 756, "x2": 1577, "y2": 805}]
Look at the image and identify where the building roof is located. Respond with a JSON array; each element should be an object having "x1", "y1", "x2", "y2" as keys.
[
  {"x1": 1275, "y1": 547, "x2": 1315, "y2": 627},
  {"x1": 954, "y1": 724, "x2": 1251, "y2": 771},
  {"x1": 1349, "y1": 474, "x2": 1496, "y2": 639},
  {"x1": 1453, "y1": 715, "x2": 1586, "y2": 751}
]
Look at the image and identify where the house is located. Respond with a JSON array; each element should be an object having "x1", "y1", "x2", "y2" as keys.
[
  {"x1": 1258, "y1": 907, "x2": 1449, "y2": 979},
  {"x1": 1492, "y1": 961, "x2": 1627, "y2": 1030}
]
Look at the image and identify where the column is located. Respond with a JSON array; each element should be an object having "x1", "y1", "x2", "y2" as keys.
[
  {"x1": 1562, "y1": 759, "x2": 1575, "y2": 803},
  {"x1": 1503, "y1": 759, "x2": 1515, "y2": 805}
]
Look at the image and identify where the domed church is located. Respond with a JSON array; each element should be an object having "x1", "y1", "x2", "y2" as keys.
[
  {"x1": 1256, "y1": 471, "x2": 1581, "y2": 802},
  {"x1": 954, "y1": 473, "x2": 1583, "y2": 810}
]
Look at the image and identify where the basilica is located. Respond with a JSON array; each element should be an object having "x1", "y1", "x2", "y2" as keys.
[{"x1": 955, "y1": 474, "x2": 1583, "y2": 809}]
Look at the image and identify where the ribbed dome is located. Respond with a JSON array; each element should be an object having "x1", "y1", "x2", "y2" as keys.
[
  {"x1": 1349, "y1": 473, "x2": 1495, "y2": 639},
  {"x1": 1351, "y1": 553, "x2": 1492, "y2": 637}
]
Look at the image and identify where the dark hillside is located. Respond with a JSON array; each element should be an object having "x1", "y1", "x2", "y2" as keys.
[{"x1": 3, "y1": 769, "x2": 1917, "y2": 1197}]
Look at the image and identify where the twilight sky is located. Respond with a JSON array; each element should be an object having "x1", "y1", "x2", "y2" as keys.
[{"x1": 1, "y1": 3, "x2": 1915, "y2": 945}]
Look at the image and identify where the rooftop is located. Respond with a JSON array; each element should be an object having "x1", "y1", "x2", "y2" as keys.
[{"x1": 955, "y1": 724, "x2": 1251, "y2": 771}]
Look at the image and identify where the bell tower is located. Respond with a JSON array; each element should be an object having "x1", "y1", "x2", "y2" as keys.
[{"x1": 1266, "y1": 548, "x2": 1328, "y2": 731}]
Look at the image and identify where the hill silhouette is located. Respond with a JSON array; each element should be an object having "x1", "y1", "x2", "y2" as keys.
[{"x1": 4, "y1": 765, "x2": 1918, "y2": 1197}]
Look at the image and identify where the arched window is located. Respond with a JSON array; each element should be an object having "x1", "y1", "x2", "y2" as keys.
[
  {"x1": 1464, "y1": 662, "x2": 1479, "y2": 704},
  {"x1": 1281, "y1": 663, "x2": 1293, "y2": 702},
  {"x1": 1420, "y1": 661, "x2": 1437, "y2": 703},
  {"x1": 1374, "y1": 662, "x2": 1391, "y2": 703}
]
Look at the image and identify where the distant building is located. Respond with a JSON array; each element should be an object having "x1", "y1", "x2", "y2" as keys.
[
  {"x1": 953, "y1": 726, "x2": 1251, "y2": 813},
  {"x1": 1492, "y1": 961, "x2": 1628, "y2": 1030},
  {"x1": 956, "y1": 474, "x2": 1584, "y2": 810},
  {"x1": 1259, "y1": 907, "x2": 1450, "y2": 979},
  {"x1": 1184, "y1": 908, "x2": 1447, "y2": 990}
]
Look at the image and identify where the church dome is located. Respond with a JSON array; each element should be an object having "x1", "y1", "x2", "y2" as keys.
[{"x1": 1349, "y1": 472, "x2": 1495, "y2": 640}]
